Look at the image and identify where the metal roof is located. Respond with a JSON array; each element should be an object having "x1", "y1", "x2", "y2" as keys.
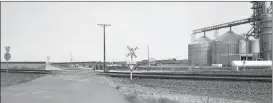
[
  {"x1": 191, "y1": 36, "x2": 213, "y2": 44},
  {"x1": 216, "y1": 30, "x2": 243, "y2": 41}
]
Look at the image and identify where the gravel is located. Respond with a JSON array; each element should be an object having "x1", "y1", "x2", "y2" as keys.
[{"x1": 96, "y1": 73, "x2": 272, "y2": 103}]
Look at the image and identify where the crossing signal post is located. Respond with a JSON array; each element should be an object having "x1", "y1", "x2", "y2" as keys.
[{"x1": 126, "y1": 46, "x2": 138, "y2": 80}]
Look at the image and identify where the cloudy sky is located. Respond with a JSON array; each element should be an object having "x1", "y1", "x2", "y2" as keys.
[{"x1": 1, "y1": 2, "x2": 252, "y2": 62}]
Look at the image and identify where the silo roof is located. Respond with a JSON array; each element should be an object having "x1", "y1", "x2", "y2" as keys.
[
  {"x1": 191, "y1": 36, "x2": 213, "y2": 44},
  {"x1": 216, "y1": 30, "x2": 243, "y2": 41}
]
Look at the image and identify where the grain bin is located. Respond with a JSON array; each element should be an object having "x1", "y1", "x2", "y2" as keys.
[
  {"x1": 239, "y1": 40, "x2": 247, "y2": 54},
  {"x1": 239, "y1": 39, "x2": 251, "y2": 54},
  {"x1": 188, "y1": 36, "x2": 213, "y2": 66},
  {"x1": 260, "y1": 14, "x2": 272, "y2": 60},
  {"x1": 211, "y1": 30, "x2": 243, "y2": 65},
  {"x1": 250, "y1": 39, "x2": 260, "y2": 53}
]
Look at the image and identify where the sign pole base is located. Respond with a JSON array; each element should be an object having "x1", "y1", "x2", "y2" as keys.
[
  {"x1": 130, "y1": 71, "x2": 132, "y2": 80},
  {"x1": 6, "y1": 61, "x2": 9, "y2": 73}
]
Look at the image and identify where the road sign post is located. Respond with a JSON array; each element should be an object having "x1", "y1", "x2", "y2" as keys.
[
  {"x1": 4, "y1": 46, "x2": 11, "y2": 73},
  {"x1": 127, "y1": 61, "x2": 136, "y2": 80},
  {"x1": 126, "y1": 46, "x2": 138, "y2": 80}
]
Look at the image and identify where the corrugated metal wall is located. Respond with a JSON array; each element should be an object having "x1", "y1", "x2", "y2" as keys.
[
  {"x1": 188, "y1": 36, "x2": 212, "y2": 66},
  {"x1": 219, "y1": 55, "x2": 241, "y2": 66},
  {"x1": 211, "y1": 30, "x2": 242, "y2": 66}
]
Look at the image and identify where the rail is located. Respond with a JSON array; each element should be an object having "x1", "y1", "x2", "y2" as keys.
[{"x1": 100, "y1": 71, "x2": 272, "y2": 82}]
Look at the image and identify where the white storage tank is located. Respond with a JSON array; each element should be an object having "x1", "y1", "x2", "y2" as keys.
[
  {"x1": 231, "y1": 60, "x2": 272, "y2": 71},
  {"x1": 250, "y1": 39, "x2": 260, "y2": 53}
]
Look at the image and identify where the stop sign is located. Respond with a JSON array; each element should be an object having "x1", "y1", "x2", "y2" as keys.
[{"x1": 4, "y1": 53, "x2": 11, "y2": 61}]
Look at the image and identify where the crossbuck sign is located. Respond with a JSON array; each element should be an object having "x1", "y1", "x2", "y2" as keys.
[
  {"x1": 126, "y1": 46, "x2": 138, "y2": 61},
  {"x1": 126, "y1": 46, "x2": 138, "y2": 80}
]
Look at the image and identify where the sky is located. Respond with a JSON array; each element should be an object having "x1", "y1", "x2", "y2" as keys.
[{"x1": 1, "y1": 2, "x2": 253, "y2": 62}]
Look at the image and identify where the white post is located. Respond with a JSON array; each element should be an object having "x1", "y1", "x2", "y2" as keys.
[{"x1": 130, "y1": 69, "x2": 133, "y2": 80}]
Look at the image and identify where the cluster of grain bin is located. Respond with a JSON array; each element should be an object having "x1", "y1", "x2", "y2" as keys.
[
  {"x1": 236, "y1": 14, "x2": 272, "y2": 60},
  {"x1": 188, "y1": 36, "x2": 213, "y2": 66},
  {"x1": 189, "y1": 24, "x2": 272, "y2": 66}
]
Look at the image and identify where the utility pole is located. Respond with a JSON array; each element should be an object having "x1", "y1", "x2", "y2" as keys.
[
  {"x1": 97, "y1": 24, "x2": 111, "y2": 72},
  {"x1": 148, "y1": 45, "x2": 150, "y2": 66},
  {"x1": 69, "y1": 52, "x2": 73, "y2": 65},
  {"x1": 227, "y1": 44, "x2": 229, "y2": 67}
]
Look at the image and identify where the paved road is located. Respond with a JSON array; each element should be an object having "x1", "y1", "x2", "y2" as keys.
[{"x1": 1, "y1": 70, "x2": 129, "y2": 103}]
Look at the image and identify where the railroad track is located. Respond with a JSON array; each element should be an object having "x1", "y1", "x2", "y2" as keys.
[{"x1": 100, "y1": 71, "x2": 272, "y2": 82}]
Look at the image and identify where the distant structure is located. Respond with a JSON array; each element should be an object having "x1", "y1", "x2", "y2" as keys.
[
  {"x1": 148, "y1": 58, "x2": 156, "y2": 66},
  {"x1": 141, "y1": 59, "x2": 188, "y2": 66},
  {"x1": 69, "y1": 52, "x2": 73, "y2": 63},
  {"x1": 188, "y1": 1, "x2": 272, "y2": 66},
  {"x1": 148, "y1": 45, "x2": 150, "y2": 66}
]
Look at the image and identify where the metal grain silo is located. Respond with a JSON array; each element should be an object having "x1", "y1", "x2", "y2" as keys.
[
  {"x1": 239, "y1": 40, "x2": 247, "y2": 54},
  {"x1": 260, "y1": 14, "x2": 272, "y2": 60},
  {"x1": 250, "y1": 39, "x2": 260, "y2": 54},
  {"x1": 211, "y1": 30, "x2": 243, "y2": 66},
  {"x1": 239, "y1": 39, "x2": 251, "y2": 54},
  {"x1": 188, "y1": 36, "x2": 213, "y2": 66}
]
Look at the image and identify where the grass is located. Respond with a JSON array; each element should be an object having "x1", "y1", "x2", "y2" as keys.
[
  {"x1": 1, "y1": 63, "x2": 45, "y2": 70},
  {"x1": 1, "y1": 72, "x2": 45, "y2": 87}
]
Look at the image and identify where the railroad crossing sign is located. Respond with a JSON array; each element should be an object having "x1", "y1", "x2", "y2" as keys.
[
  {"x1": 46, "y1": 56, "x2": 50, "y2": 64},
  {"x1": 5, "y1": 46, "x2": 10, "y2": 53},
  {"x1": 46, "y1": 56, "x2": 50, "y2": 61},
  {"x1": 127, "y1": 61, "x2": 137, "y2": 70},
  {"x1": 4, "y1": 53, "x2": 11, "y2": 61},
  {"x1": 4, "y1": 46, "x2": 11, "y2": 73},
  {"x1": 4, "y1": 46, "x2": 11, "y2": 61},
  {"x1": 126, "y1": 46, "x2": 138, "y2": 80},
  {"x1": 126, "y1": 46, "x2": 138, "y2": 60}
]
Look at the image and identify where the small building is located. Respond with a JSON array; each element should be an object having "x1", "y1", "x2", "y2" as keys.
[{"x1": 219, "y1": 54, "x2": 254, "y2": 66}]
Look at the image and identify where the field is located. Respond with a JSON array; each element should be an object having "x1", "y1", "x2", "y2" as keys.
[
  {"x1": 1, "y1": 62, "x2": 47, "y2": 87},
  {"x1": 1, "y1": 72, "x2": 46, "y2": 87},
  {"x1": 1, "y1": 62, "x2": 45, "y2": 70}
]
